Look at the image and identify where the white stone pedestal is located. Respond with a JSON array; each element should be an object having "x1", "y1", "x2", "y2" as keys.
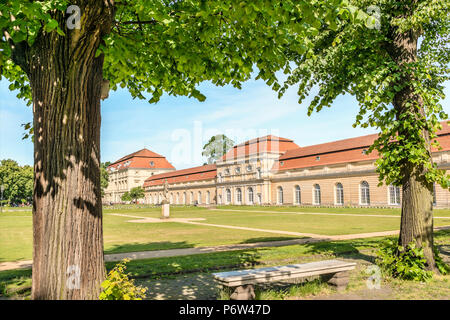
[{"x1": 161, "y1": 203, "x2": 170, "y2": 219}]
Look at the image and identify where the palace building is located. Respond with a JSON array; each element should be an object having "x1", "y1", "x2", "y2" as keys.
[
  {"x1": 103, "y1": 148, "x2": 175, "y2": 203},
  {"x1": 107, "y1": 123, "x2": 450, "y2": 208}
]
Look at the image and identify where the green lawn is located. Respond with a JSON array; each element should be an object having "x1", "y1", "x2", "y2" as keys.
[
  {"x1": 1, "y1": 205, "x2": 450, "y2": 263},
  {"x1": 1, "y1": 229, "x2": 449, "y2": 300},
  {"x1": 217, "y1": 205, "x2": 450, "y2": 217}
]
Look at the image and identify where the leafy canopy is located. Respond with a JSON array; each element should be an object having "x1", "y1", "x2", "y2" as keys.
[
  {"x1": 0, "y1": 159, "x2": 33, "y2": 205},
  {"x1": 129, "y1": 186, "x2": 145, "y2": 201},
  {"x1": 1, "y1": 0, "x2": 371, "y2": 105},
  {"x1": 277, "y1": 0, "x2": 450, "y2": 188},
  {"x1": 202, "y1": 134, "x2": 235, "y2": 164},
  {"x1": 100, "y1": 162, "x2": 110, "y2": 197},
  {"x1": 121, "y1": 187, "x2": 144, "y2": 202}
]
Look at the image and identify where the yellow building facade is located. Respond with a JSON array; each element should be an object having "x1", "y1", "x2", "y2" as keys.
[{"x1": 139, "y1": 124, "x2": 450, "y2": 208}]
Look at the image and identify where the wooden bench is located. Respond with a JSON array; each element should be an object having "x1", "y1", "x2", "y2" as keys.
[{"x1": 213, "y1": 259, "x2": 356, "y2": 300}]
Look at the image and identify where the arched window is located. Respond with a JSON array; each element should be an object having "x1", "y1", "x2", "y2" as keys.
[
  {"x1": 169, "y1": 193, "x2": 173, "y2": 204},
  {"x1": 176, "y1": 193, "x2": 179, "y2": 205},
  {"x1": 183, "y1": 192, "x2": 186, "y2": 205},
  {"x1": 190, "y1": 192, "x2": 194, "y2": 204},
  {"x1": 389, "y1": 184, "x2": 400, "y2": 205},
  {"x1": 360, "y1": 181, "x2": 370, "y2": 205},
  {"x1": 226, "y1": 189, "x2": 231, "y2": 204},
  {"x1": 313, "y1": 184, "x2": 321, "y2": 205},
  {"x1": 236, "y1": 188, "x2": 242, "y2": 204},
  {"x1": 248, "y1": 187, "x2": 254, "y2": 204},
  {"x1": 277, "y1": 186, "x2": 283, "y2": 204},
  {"x1": 294, "y1": 185, "x2": 301, "y2": 204},
  {"x1": 198, "y1": 191, "x2": 202, "y2": 204},
  {"x1": 335, "y1": 183, "x2": 344, "y2": 205},
  {"x1": 206, "y1": 191, "x2": 210, "y2": 204}
]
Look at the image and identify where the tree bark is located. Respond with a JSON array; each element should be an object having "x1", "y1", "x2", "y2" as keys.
[
  {"x1": 388, "y1": 17, "x2": 437, "y2": 270},
  {"x1": 27, "y1": 2, "x2": 115, "y2": 299}
]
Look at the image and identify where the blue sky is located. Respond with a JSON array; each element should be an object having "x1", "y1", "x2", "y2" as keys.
[{"x1": 1, "y1": 77, "x2": 449, "y2": 170}]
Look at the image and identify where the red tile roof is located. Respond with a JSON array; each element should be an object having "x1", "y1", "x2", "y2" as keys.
[
  {"x1": 143, "y1": 164, "x2": 217, "y2": 187},
  {"x1": 108, "y1": 148, "x2": 175, "y2": 170},
  {"x1": 278, "y1": 134, "x2": 379, "y2": 161},
  {"x1": 273, "y1": 122, "x2": 450, "y2": 172},
  {"x1": 437, "y1": 121, "x2": 450, "y2": 135},
  {"x1": 221, "y1": 135, "x2": 299, "y2": 161}
]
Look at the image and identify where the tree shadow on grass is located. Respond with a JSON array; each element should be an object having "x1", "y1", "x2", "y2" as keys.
[
  {"x1": 104, "y1": 241, "x2": 196, "y2": 255},
  {"x1": 130, "y1": 250, "x2": 262, "y2": 300},
  {"x1": 437, "y1": 244, "x2": 450, "y2": 264},
  {"x1": 106, "y1": 248, "x2": 262, "y2": 277},
  {"x1": 240, "y1": 237, "x2": 306, "y2": 244},
  {"x1": 299, "y1": 238, "x2": 382, "y2": 264},
  {"x1": 137, "y1": 273, "x2": 221, "y2": 300},
  {"x1": 239, "y1": 236, "x2": 303, "y2": 244}
]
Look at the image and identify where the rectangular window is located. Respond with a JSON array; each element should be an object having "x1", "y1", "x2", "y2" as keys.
[
  {"x1": 295, "y1": 188, "x2": 301, "y2": 204},
  {"x1": 360, "y1": 182, "x2": 370, "y2": 205},
  {"x1": 237, "y1": 191, "x2": 242, "y2": 203},
  {"x1": 389, "y1": 185, "x2": 400, "y2": 205},
  {"x1": 336, "y1": 189, "x2": 343, "y2": 205},
  {"x1": 314, "y1": 188, "x2": 321, "y2": 205}
]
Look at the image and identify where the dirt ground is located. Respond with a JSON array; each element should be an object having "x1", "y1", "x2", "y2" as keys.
[{"x1": 136, "y1": 253, "x2": 450, "y2": 300}]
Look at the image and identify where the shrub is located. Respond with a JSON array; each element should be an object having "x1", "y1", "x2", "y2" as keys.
[
  {"x1": 376, "y1": 240, "x2": 433, "y2": 282},
  {"x1": 434, "y1": 246, "x2": 450, "y2": 275},
  {"x1": 99, "y1": 259, "x2": 147, "y2": 300}
]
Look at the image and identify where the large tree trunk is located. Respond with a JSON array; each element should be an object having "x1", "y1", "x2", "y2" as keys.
[
  {"x1": 27, "y1": 2, "x2": 115, "y2": 299},
  {"x1": 388, "y1": 18, "x2": 437, "y2": 270},
  {"x1": 399, "y1": 164, "x2": 436, "y2": 270}
]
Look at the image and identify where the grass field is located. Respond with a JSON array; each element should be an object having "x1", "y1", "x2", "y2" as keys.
[
  {"x1": 1, "y1": 229, "x2": 449, "y2": 300},
  {"x1": 1, "y1": 205, "x2": 450, "y2": 263}
]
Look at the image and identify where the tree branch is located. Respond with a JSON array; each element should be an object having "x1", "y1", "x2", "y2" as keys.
[
  {"x1": 2, "y1": 14, "x2": 31, "y2": 75},
  {"x1": 117, "y1": 20, "x2": 158, "y2": 25},
  {"x1": 3, "y1": 29, "x2": 31, "y2": 75}
]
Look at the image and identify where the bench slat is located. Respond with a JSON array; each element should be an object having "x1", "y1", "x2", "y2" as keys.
[{"x1": 213, "y1": 259, "x2": 356, "y2": 287}]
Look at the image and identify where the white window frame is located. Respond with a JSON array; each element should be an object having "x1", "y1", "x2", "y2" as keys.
[
  {"x1": 277, "y1": 187, "x2": 283, "y2": 205},
  {"x1": 360, "y1": 181, "x2": 370, "y2": 205},
  {"x1": 248, "y1": 187, "x2": 254, "y2": 204},
  {"x1": 294, "y1": 185, "x2": 301, "y2": 204},
  {"x1": 226, "y1": 189, "x2": 231, "y2": 204},
  {"x1": 388, "y1": 184, "x2": 400, "y2": 205},
  {"x1": 236, "y1": 188, "x2": 242, "y2": 204},
  {"x1": 335, "y1": 183, "x2": 344, "y2": 205},
  {"x1": 313, "y1": 184, "x2": 321, "y2": 205}
]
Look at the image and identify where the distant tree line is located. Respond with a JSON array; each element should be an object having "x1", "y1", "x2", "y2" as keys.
[
  {"x1": 121, "y1": 186, "x2": 145, "y2": 203},
  {"x1": 101, "y1": 162, "x2": 111, "y2": 197},
  {"x1": 0, "y1": 159, "x2": 33, "y2": 205},
  {"x1": 0, "y1": 160, "x2": 111, "y2": 206}
]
